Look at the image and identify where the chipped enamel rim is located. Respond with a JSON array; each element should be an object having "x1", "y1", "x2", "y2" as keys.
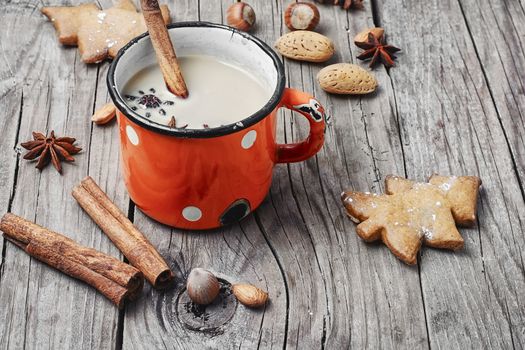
[{"x1": 107, "y1": 22, "x2": 286, "y2": 138}]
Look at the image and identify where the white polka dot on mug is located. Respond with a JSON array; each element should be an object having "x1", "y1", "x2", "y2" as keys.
[
  {"x1": 241, "y1": 130, "x2": 257, "y2": 149},
  {"x1": 182, "y1": 206, "x2": 202, "y2": 222},
  {"x1": 126, "y1": 125, "x2": 139, "y2": 146}
]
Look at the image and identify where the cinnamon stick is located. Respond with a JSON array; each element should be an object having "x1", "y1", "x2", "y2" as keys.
[
  {"x1": 141, "y1": 0, "x2": 188, "y2": 98},
  {"x1": 72, "y1": 176, "x2": 174, "y2": 289},
  {"x1": 0, "y1": 213, "x2": 143, "y2": 308}
]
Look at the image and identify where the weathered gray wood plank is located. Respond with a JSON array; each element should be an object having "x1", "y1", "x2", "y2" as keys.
[
  {"x1": 253, "y1": 1, "x2": 428, "y2": 348},
  {"x1": 0, "y1": 53, "x2": 22, "y2": 274},
  {"x1": 1, "y1": 0, "x2": 524, "y2": 348},
  {"x1": 458, "y1": 0, "x2": 525, "y2": 186},
  {"x1": 0, "y1": 9, "x2": 24, "y2": 346},
  {"x1": 376, "y1": 0, "x2": 525, "y2": 347},
  {"x1": 0, "y1": 0, "x2": 122, "y2": 348},
  {"x1": 456, "y1": 1, "x2": 525, "y2": 346},
  {"x1": 121, "y1": 1, "x2": 287, "y2": 349}
]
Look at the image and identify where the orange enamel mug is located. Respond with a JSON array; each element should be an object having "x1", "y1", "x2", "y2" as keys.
[{"x1": 108, "y1": 22, "x2": 326, "y2": 230}]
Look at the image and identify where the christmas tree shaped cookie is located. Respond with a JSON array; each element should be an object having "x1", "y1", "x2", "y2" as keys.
[
  {"x1": 341, "y1": 175, "x2": 482, "y2": 265},
  {"x1": 42, "y1": 0, "x2": 170, "y2": 63}
]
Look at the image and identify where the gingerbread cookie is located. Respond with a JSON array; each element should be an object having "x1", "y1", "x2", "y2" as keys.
[
  {"x1": 341, "y1": 175, "x2": 481, "y2": 265},
  {"x1": 42, "y1": 0, "x2": 171, "y2": 63}
]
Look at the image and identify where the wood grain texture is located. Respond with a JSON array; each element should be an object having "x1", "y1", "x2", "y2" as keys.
[
  {"x1": 0, "y1": 0, "x2": 122, "y2": 348},
  {"x1": 0, "y1": 42, "x2": 21, "y2": 275},
  {"x1": 453, "y1": 4, "x2": 525, "y2": 344},
  {"x1": 376, "y1": 0, "x2": 525, "y2": 348},
  {"x1": 0, "y1": 0, "x2": 524, "y2": 348},
  {"x1": 457, "y1": 0, "x2": 525, "y2": 186}
]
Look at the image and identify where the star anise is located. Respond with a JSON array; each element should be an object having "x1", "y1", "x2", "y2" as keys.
[
  {"x1": 315, "y1": 0, "x2": 363, "y2": 10},
  {"x1": 21, "y1": 131, "x2": 81, "y2": 174},
  {"x1": 137, "y1": 94, "x2": 162, "y2": 109},
  {"x1": 356, "y1": 33, "x2": 401, "y2": 68}
]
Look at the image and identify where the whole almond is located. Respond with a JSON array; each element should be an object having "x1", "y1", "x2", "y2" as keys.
[
  {"x1": 91, "y1": 103, "x2": 116, "y2": 125},
  {"x1": 232, "y1": 283, "x2": 268, "y2": 308},
  {"x1": 317, "y1": 63, "x2": 378, "y2": 95},
  {"x1": 354, "y1": 27, "x2": 384, "y2": 43},
  {"x1": 275, "y1": 31, "x2": 334, "y2": 62}
]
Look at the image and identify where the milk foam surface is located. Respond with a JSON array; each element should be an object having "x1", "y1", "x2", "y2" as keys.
[{"x1": 122, "y1": 55, "x2": 272, "y2": 129}]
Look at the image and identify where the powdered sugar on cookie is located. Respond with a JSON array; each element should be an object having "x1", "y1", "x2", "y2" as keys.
[
  {"x1": 41, "y1": 0, "x2": 171, "y2": 63},
  {"x1": 341, "y1": 174, "x2": 482, "y2": 265}
]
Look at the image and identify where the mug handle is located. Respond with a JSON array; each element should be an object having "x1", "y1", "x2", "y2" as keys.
[{"x1": 275, "y1": 88, "x2": 326, "y2": 163}]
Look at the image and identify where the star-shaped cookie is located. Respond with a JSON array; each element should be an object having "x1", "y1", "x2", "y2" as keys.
[
  {"x1": 42, "y1": 0, "x2": 171, "y2": 63},
  {"x1": 341, "y1": 175, "x2": 482, "y2": 265}
]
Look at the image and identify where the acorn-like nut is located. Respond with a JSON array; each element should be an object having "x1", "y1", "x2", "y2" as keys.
[
  {"x1": 226, "y1": 2, "x2": 256, "y2": 32},
  {"x1": 232, "y1": 283, "x2": 268, "y2": 308},
  {"x1": 354, "y1": 27, "x2": 384, "y2": 44},
  {"x1": 186, "y1": 268, "x2": 220, "y2": 305},
  {"x1": 284, "y1": 2, "x2": 320, "y2": 31}
]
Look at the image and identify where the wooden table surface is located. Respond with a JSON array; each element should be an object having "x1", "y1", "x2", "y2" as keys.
[{"x1": 1, "y1": 0, "x2": 524, "y2": 349}]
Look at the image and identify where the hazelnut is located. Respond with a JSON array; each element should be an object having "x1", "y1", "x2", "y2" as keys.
[
  {"x1": 226, "y1": 2, "x2": 256, "y2": 32},
  {"x1": 354, "y1": 27, "x2": 384, "y2": 44},
  {"x1": 284, "y1": 2, "x2": 320, "y2": 31},
  {"x1": 186, "y1": 268, "x2": 220, "y2": 305},
  {"x1": 232, "y1": 283, "x2": 268, "y2": 308}
]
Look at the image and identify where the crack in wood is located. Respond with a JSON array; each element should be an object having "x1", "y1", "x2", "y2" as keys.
[
  {"x1": 504, "y1": 298, "x2": 517, "y2": 350},
  {"x1": 456, "y1": 0, "x2": 525, "y2": 203},
  {"x1": 254, "y1": 211, "x2": 289, "y2": 350},
  {"x1": 288, "y1": 155, "x2": 331, "y2": 348},
  {"x1": 0, "y1": 91, "x2": 24, "y2": 279},
  {"x1": 115, "y1": 308, "x2": 125, "y2": 350}
]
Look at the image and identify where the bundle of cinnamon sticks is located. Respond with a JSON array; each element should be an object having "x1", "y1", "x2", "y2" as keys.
[
  {"x1": 72, "y1": 176, "x2": 173, "y2": 288},
  {"x1": 0, "y1": 176, "x2": 174, "y2": 308},
  {"x1": 0, "y1": 213, "x2": 143, "y2": 308}
]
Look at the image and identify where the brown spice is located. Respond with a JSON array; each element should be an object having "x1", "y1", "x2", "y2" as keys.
[
  {"x1": 0, "y1": 213, "x2": 143, "y2": 308},
  {"x1": 356, "y1": 33, "x2": 401, "y2": 68},
  {"x1": 140, "y1": 0, "x2": 188, "y2": 97},
  {"x1": 72, "y1": 176, "x2": 174, "y2": 288},
  {"x1": 21, "y1": 131, "x2": 81, "y2": 174}
]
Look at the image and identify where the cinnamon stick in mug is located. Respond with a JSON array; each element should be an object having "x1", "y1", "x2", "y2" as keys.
[
  {"x1": 72, "y1": 176, "x2": 174, "y2": 288},
  {"x1": 0, "y1": 213, "x2": 143, "y2": 308},
  {"x1": 141, "y1": 0, "x2": 188, "y2": 97}
]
